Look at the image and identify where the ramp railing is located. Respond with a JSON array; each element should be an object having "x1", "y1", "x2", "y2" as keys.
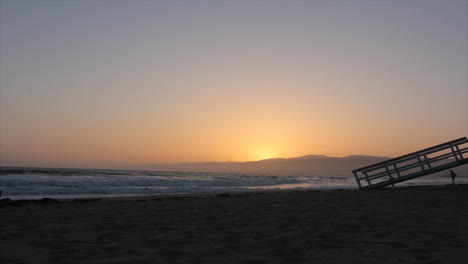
[{"x1": 353, "y1": 137, "x2": 468, "y2": 189}]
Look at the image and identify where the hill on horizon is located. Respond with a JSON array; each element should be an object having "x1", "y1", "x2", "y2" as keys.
[{"x1": 139, "y1": 154, "x2": 392, "y2": 176}]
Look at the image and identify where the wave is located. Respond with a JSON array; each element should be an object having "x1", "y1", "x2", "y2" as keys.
[
  {"x1": 0, "y1": 167, "x2": 355, "y2": 199},
  {"x1": 0, "y1": 167, "x2": 460, "y2": 200}
]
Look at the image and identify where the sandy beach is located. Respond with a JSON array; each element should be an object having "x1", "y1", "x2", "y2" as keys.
[{"x1": 1, "y1": 185, "x2": 468, "y2": 264}]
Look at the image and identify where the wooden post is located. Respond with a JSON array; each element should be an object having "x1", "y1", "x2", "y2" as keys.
[
  {"x1": 385, "y1": 165, "x2": 393, "y2": 180},
  {"x1": 417, "y1": 155, "x2": 425, "y2": 171},
  {"x1": 424, "y1": 154, "x2": 432, "y2": 169},
  {"x1": 364, "y1": 171, "x2": 371, "y2": 186},
  {"x1": 455, "y1": 145, "x2": 464, "y2": 159},
  {"x1": 354, "y1": 172, "x2": 362, "y2": 189},
  {"x1": 450, "y1": 145, "x2": 459, "y2": 161},
  {"x1": 393, "y1": 163, "x2": 401, "y2": 178}
]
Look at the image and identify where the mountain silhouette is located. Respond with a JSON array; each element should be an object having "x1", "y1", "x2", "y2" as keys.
[{"x1": 141, "y1": 155, "x2": 392, "y2": 176}]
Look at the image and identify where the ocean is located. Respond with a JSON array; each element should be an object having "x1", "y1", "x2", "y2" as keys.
[{"x1": 0, "y1": 167, "x2": 463, "y2": 200}]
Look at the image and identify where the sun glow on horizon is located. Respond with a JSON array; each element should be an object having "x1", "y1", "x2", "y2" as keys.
[{"x1": 254, "y1": 149, "x2": 277, "y2": 161}]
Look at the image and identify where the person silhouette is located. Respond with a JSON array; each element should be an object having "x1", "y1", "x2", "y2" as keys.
[{"x1": 450, "y1": 170, "x2": 457, "y2": 185}]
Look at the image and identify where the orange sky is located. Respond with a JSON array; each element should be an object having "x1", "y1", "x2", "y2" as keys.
[{"x1": 1, "y1": 1, "x2": 467, "y2": 169}]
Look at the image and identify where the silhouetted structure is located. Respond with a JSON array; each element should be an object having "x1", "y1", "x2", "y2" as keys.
[{"x1": 353, "y1": 137, "x2": 468, "y2": 189}]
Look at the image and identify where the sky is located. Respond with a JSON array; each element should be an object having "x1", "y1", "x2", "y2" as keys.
[{"x1": 0, "y1": 0, "x2": 467, "y2": 169}]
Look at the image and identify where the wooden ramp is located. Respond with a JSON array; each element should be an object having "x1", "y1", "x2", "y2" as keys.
[{"x1": 353, "y1": 137, "x2": 468, "y2": 190}]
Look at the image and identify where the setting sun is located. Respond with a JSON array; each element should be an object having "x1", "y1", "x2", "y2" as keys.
[{"x1": 254, "y1": 150, "x2": 276, "y2": 161}]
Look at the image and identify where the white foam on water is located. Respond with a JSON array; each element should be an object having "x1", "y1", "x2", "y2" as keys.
[{"x1": 0, "y1": 167, "x2": 464, "y2": 200}]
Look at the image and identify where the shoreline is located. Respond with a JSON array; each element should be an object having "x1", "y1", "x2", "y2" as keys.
[
  {"x1": 0, "y1": 183, "x2": 468, "y2": 203},
  {"x1": 1, "y1": 183, "x2": 466, "y2": 203}
]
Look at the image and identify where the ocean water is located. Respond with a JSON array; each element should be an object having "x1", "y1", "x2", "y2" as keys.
[{"x1": 0, "y1": 167, "x2": 463, "y2": 200}]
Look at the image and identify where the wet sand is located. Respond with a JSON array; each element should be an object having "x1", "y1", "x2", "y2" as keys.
[{"x1": 1, "y1": 185, "x2": 468, "y2": 264}]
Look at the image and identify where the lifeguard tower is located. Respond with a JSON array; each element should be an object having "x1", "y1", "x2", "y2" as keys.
[{"x1": 353, "y1": 137, "x2": 468, "y2": 189}]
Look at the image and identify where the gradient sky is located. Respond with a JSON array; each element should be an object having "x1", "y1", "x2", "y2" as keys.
[{"x1": 1, "y1": 0, "x2": 467, "y2": 168}]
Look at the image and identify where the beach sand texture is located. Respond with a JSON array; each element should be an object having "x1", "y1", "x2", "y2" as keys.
[{"x1": 1, "y1": 185, "x2": 467, "y2": 264}]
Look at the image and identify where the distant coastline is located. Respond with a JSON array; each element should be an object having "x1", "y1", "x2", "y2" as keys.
[{"x1": 140, "y1": 155, "x2": 392, "y2": 176}]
